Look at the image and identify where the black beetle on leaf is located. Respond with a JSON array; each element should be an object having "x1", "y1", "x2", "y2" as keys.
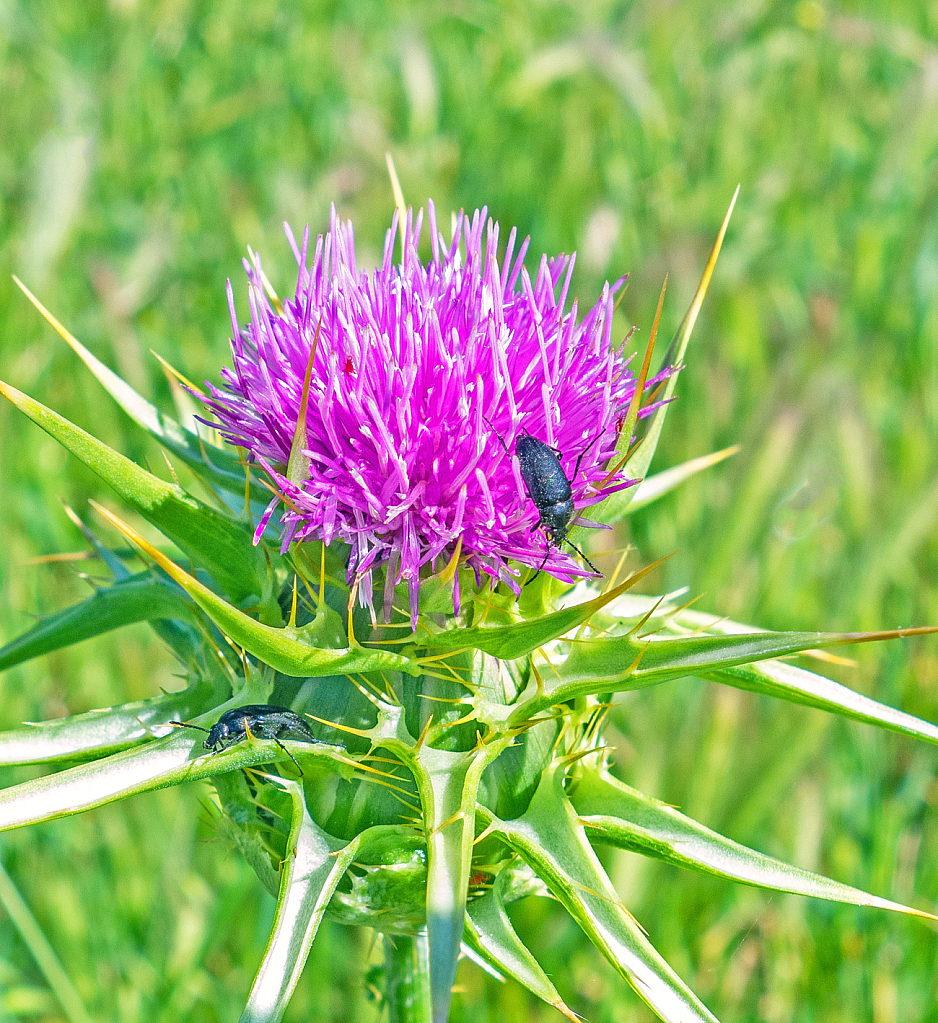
[{"x1": 175, "y1": 704, "x2": 315, "y2": 772}]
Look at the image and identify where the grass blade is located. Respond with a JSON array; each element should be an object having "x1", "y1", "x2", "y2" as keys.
[{"x1": 0, "y1": 859, "x2": 95, "y2": 1023}]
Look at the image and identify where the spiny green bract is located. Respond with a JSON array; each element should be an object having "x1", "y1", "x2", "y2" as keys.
[{"x1": 1, "y1": 194, "x2": 937, "y2": 1023}]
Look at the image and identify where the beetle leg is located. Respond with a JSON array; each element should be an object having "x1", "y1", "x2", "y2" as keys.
[
  {"x1": 524, "y1": 547, "x2": 553, "y2": 587},
  {"x1": 273, "y1": 736, "x2": 303, "y2": 775}
]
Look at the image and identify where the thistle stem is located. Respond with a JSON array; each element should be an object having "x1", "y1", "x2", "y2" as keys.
[{"x1": 383, "y1": 931, "x2": 434, "y2": 1023}]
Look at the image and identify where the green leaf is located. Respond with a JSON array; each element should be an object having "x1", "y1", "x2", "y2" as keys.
[
  {"x1": 421, "y1": 748, "x2": 471, "y2": 1023},
  {"x1": 0, "y1": 572, "x2": 197, "y2": 675},
  {"x1": 0, "y1": 380, "x2": 267, "y2": 605},
  {"x1": 628, "y1": 628, "x2": 938, "y2": 683},
  {"x1": 61, "y1": 503, "x2": 131, "y2": 579},
  {"x1": 464, "y1": 867, "x2": 577, "y2": 1020},
  {"x1": 623, "y1": 446, "x2": 740, "y2": 514},
  {"x1": 590, "y1": 597, "x2": 938, "y2": 744},
  {"x1": 386, "y1": 739, "x2": 514, "y2": 1023},
  {"x1": 597, "y1": 187, "x2": 739, "y2": 525},
  {"x1": 420, "y1": 569, "x2": 657, "y2": 660},
  {"x1": 213, "y1": 772, "x2": 284, "y2": 898},
  {"x1": 572, "y1": 766, "x2": 935, "y2": 920},
  {"x1": 94, "y1": 503, "x2": 418, "y2": 678},
  {"x1": 0, "y1": 680, "x2": 221, "y2": 766},
  {"x1": 512, "y1": 624, "x2": 938, "y2": 723},
  {"x1": 13, "y1": 276, "x2": 247, "y2": 494},
  {"x1": 706, "y1": 658, "x2": 938, "y2": 746},
  {"x1": 480, "y1": 764, "x2": 721, "y2": 1023},
  {"x1": 240, "y1": 779, "x2": 371, "y2": 1023},
  {"x1": 479, "y1": 717, "x2": 560, "y2": 820},
  {"x1": 0, "y1": 727, "x2": 350, "y2": 833}
]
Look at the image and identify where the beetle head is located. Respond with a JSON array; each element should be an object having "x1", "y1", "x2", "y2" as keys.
[
  {"x1": 204, "y1": 721, "x2": 230, "y2": 751},
  {"x1": 540, "y1": 499, "x2": 575, "y2": 545}
]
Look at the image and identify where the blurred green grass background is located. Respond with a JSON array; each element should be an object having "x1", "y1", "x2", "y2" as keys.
[{"x1": 1, "y1": 1, "x2": 938, "y2": 1020}]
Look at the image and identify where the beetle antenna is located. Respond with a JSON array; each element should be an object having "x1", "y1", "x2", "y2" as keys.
[
  {"x1": 564, "y1": 539, "x2": 601, "y2": 576},
  {"x1": 167, "y1": 720, "x2": 210, "y2": 734},
  {"x1": 482, "y1": 415, "x2": 511, "y2": 456}
]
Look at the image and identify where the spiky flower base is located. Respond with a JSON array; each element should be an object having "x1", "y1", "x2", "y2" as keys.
[{"x1": 2, "y1": 196, "x2": 937, "y2": 1023}]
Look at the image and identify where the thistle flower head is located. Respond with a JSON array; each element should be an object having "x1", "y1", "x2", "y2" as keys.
[{"x1": 205, "y1": 204, "x2": 661, "y2": 622}]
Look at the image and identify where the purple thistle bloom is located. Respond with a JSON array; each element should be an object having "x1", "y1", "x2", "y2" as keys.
[{"x1": 204, "y1": 204, "x2": 667, "y2": 626}]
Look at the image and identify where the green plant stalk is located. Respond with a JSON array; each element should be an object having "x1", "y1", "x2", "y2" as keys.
[{"x1": 384, "y1": 932, "x2": 433, "y2": 1023}]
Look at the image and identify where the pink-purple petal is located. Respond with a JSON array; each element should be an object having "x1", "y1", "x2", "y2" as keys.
[{"x1": 205, "y1": 206, "x2": 667, "y2": 623}]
